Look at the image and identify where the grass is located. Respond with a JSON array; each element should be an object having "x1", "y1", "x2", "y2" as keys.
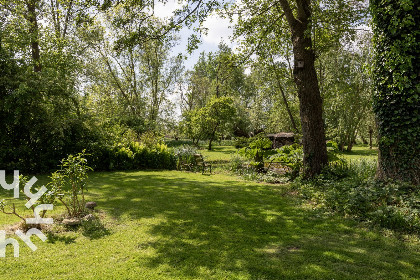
[
  {"x1": 338, "y1": 145, "x2": 379, "y2": 162},
  {"x1": 1, "y1": 170, "x2": 419, "y2": 279},
  {"x1": 197, "y1": 144, "x2": 379, "y2": 172},
  {"x1": 197, "y1": 144, "x2": 378, "y2": 163},
  {"x1": 200, "y1": 145, "x2": 238, "y2": 162}
]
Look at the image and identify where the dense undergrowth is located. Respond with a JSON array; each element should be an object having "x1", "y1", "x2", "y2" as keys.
[{"x1": 294, "y1": 160, "x2": 420, "y2": 234}]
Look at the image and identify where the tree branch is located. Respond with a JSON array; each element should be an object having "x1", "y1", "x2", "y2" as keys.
[{"x1": 277, "y1": 0, "x2": 297, "y2": 27}]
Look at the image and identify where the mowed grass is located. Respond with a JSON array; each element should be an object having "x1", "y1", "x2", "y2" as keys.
[
  {"x1": 200, "y1": 145, "x2": 238, "y2": 162},
  {"x1": 199, "y1": 144, "x2": 379, "y2": 162},
  {"x1": 338, "y1": 145, "x2": 379, "y2": 162},
  {"x1": 1, "y1": 170, "x2": 419, "y2": 279}
]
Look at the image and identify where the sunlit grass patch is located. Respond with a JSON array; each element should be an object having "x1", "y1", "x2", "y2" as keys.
[{"x1": 0, "y1": 170, "x2": 418, "y2": 279}]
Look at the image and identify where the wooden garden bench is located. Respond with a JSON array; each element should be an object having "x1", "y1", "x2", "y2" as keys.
[
  {"x1": 193, "y1": 154, "x2": 212, "y2": 174},
  {"x1": 177, "y1": 155, "x2": 193, "y2": 171}
]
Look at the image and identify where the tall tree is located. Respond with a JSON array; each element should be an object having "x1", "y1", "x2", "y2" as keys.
[
  {"x1": 232, "y1": 0, "x2": 367, "y2": 176},
  {"x1": 181, "y1": 44, "x2": 250, "y2": 138},
  {"x1": 371, "y1": 0, "x2": 420, "y2": 184},
  {"x1": 321, "y1": 35, "x2": 374, "y2": 151}
]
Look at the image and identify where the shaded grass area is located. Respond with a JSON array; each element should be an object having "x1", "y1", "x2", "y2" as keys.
[{"x1": 1, "y1": 171, "x2": 419, "y2": 279}]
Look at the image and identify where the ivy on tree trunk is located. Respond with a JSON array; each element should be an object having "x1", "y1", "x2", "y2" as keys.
[{"x1": 371, "y1": 0, "x2": 420, "y2": 184}]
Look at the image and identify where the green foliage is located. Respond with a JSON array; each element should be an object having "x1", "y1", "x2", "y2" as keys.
[
  {"x1": 320, "y1": 38, "x2": 374, "y2": 152},
  {"x1": 164, "y1": 138, "x2": 196, "y2": 148},
  {"x1": 371, "y1": 0, "x2": 420, "y2": 184},
  {"x1": 49, "y1": 151, "x2": 92, "y2": 217},
  {"x1": 89, "y1": 139, "x2": 176, "y2": 171},
  {"x1": 174, "y1": 145, "x2": 199, "y2": 171},
  {"x1": 239, "y1": 135, "x2": 273, "y2": 171},
  {"x1": 228, "y1": 154, "x2": 247, "y2": 173},
  {"x1": 0, "y1": 15, "x2": 105, "y2": 173},
  {"x1": 229, "y1": 153, "x2": 289, "y2": 184},
  {"x1": 234, "y1": 137, "x2": 250, "y2": 149},
  {"x1": 296, "y1": 160, "x2": 420, "y2": 233},
  {"x1": 185, "y1": 96, "x2": 237, "y2": 149},
  {"x1": 269, "y1": 144, "x2": 304, "y2": 180}
]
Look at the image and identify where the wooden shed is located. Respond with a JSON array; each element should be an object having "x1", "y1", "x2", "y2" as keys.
[{"x1": 267, "y1": 133, "x2": 295, "y2": 149}]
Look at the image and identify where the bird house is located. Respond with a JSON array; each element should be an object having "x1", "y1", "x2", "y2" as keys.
[{"x1": 297, "y1": 60, "x2": 304, "y2": 68}]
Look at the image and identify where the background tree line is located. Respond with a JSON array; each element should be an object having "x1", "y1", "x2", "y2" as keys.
[{"x1": 0, "y1": 0, "x2": 418, "y2": 183}]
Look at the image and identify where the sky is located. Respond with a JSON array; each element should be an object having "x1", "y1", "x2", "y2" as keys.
[{"x1": 154, "y1": 0, "x2": 236, "y2": 70}]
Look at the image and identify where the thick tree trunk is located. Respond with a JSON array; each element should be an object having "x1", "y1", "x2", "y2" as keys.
[
  {"x1": 279, "y1": 0, "x2": 328, "y2": 177},
  {"x1": 291, "y1": 25, "x2": 327, "y2": 177},
  {"x1": 371, "y1": 0, "x2": 420, "y2": 185}
]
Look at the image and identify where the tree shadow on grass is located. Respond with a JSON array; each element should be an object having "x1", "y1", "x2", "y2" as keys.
[
  {"x1": 80, "y1": 218, "x2": 111, "y2": 240},
  {"x1": 88, "y1": 171, "x2": 420, "y2": 279},
  {"x1": 46, "y1": 232, "x2": 76, "y2": 244}
]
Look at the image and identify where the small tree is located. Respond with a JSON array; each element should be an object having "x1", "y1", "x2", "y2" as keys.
[
  {"x1": 190, "y1": 96, "x2": 236, "y2": 150},
  {"x1": 49, "y1": 151, "x2": 92, "y2": 217}
]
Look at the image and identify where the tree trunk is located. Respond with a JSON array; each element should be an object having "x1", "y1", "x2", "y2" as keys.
[
  {"x1": 371, "y1": 0, "x2": 420, "y2": 185},
  {"x1": 292, "y1": 29, "x2": 328, "y2": 176},
  {"x1": 270, "y1": 54, "x2": 299, "y2": 133},
  {"x1": 27, "y1": 0, "x2": 41, "y2": 72},
  {"x1": 279, "y1": 0, "x2": 328, "y2": 177},
  {"x1": 208, "y1": 138, "x2": 213, "y2": 150},
  {"x1": 293, "y1": 41, "x2": 328, "y2": 177}
]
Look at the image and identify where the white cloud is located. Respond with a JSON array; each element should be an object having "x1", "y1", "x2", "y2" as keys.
[
  {"x1": 154, "y1": 1, "x2": 237, "y2": 48},
  {"x1": 154, "y1": 0, "x2": 184, "y2": 19},
  {"x1": 202, "y1": 14, "x2": 235, "y2": 46}
]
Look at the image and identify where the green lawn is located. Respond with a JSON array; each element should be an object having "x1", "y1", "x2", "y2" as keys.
[
  {"x1": 339, "y1": 145, "x2": 379, "y2": 162},
  {"x1": 198, "y1": 144, "x2": 379, "y2": 166},
  {"x1": 200, "y1": 145, "x2": 238, "y2": 162},
  {"x1": 1, "y1": 170, "x2": 419, "y2": 279}
]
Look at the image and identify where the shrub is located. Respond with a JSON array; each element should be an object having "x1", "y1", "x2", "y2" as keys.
[
  {"x1": 173, "y1": 145, "x2": 199, "y2": 171},
  {"x1": 269, "y1": 144, "x2": 303, "y2": 180},
  {"x1": 88, "y1": 140, "x2": 176, "y2": 171},
  {"x1": 229, "y1": 154, "x2": 247, "y2": 173},
  {"x1": 295, "y1": 160, "x2": 420, "y2": 233},
  {"x1": 239, "y1": 135, "x2": 274, "y2": 172},
  {"x1": 165, "y1": 138, "x2": 195, "y2": 148},
  {"x1": 234, "y1": 137, "x2": 250, "y2": 149},
  {"x1": 49, "y1": 151, "x2": 93, "y2": 217}
]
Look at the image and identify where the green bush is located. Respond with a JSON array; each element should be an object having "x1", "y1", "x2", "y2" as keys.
[
  {"x1": 269, "y1": 144, "x2": 303, "y2": 180},
  {"x1": 239, "y1": 135, "x2": 273, "y2": 172},
  {"x1": 173, "y1": 145, "x2": 199, "y2": 171},
  {"x1": 88, "y1": 140, "x2": 176, "y2": 171},
  {"x1": 229, "y1": 154, "x2": 247, "y2": 173},
  {"x1": 165, "y1": 138, "x2": 196, "y2": 148},
  {"x1": 295, "y1": 160, "x2": 420, "y2": 233},
  {"x1": 49, "y1": 151, "x2": 93, "y2": 217},
  {"x1": 234, "y1": 137, "x2": 250, "y2": 149}
]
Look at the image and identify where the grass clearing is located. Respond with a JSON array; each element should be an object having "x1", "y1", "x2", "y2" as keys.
[
  {"x1": 1, "y1": 170, "x2": 419, "y2": 279},
  {"x1": 198, "y1": 144, "x2": 378, "y2": 163},
  {"x1": 339, "y1": 145, "x2": 379, "y2": 162},
  {"x1": 200, "y1": 145, "x2": 238, "y2": 162}
]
